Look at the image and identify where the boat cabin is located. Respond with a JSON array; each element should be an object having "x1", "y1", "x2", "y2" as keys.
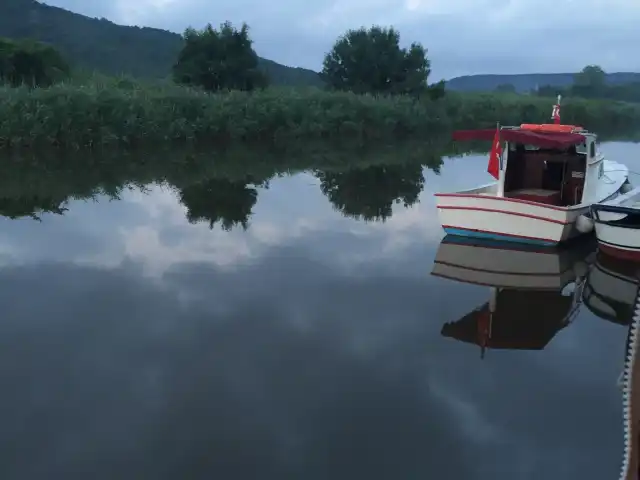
[
  {"x1": 502, "y1": 124, "x2": 599, "y2": 206},
  {"x1": 453, "y1": 124, "x2": 603, "y2": 207}
]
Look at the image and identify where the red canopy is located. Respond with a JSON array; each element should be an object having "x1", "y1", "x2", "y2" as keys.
[{"x1": 453, "y1": 128, "x2": 586, "y2": 149}]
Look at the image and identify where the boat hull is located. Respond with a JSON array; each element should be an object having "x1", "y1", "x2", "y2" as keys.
[
  {"x1": 592, "y1": 211, "x2": 640, "y2": 261},
  {"x1": 431, "y1": 235, "x2": 595, "y2": 289},
  {"x1": 591, "y1": 187, "x2": 640, "y2": 261},
  {"x1": 436, "y1": 193, "x2": 586, "y2": 246}
]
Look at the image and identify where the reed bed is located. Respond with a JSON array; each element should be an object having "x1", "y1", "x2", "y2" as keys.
[
  {"x1": 0, "y1": 81, "x2": 449, "y2": 148},
  {"x1": 1, "y1": 76, "x2": 639, "y2": 149}
]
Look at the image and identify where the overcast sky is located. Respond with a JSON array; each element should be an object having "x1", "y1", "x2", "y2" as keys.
[{"x1": 42, "y1": 0, "x2": 640, "y2": 80}]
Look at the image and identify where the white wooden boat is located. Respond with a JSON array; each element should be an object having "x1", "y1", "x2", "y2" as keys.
[
  {"x1": 431, "y1": 236, "x2": 595, "y2": 357},
  {"x1": 436, "y1": 100, "x2": 629, "y2": 246},
  {"x1": 591, "y1": 186, "x2": 640, "y2": 261}
]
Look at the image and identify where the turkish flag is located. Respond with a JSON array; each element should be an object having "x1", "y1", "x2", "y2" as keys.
[{"x1": 487, "y1": 126, "x2": 502, "y2": 179}]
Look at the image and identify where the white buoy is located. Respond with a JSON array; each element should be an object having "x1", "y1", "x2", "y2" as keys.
[{"x1": 576, "y1": 214, "x2": 594, "y2": 233}]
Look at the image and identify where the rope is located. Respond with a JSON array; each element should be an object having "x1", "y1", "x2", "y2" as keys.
[{"x1": 619, "y1": 290, "x2": 640, "y2": 480}]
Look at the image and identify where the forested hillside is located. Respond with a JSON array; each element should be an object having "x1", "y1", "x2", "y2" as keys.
[{"x1": 0, "y1": 0, "x2": 323, "y2": 86}]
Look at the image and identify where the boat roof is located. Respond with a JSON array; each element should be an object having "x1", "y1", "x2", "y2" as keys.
[{"x1": 453, "y1": 124, "x2": 590, "y2": 149}]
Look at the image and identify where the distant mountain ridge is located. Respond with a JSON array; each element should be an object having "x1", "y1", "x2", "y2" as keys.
[
  {"x1": 0, "y1": 0, "x2": 323, "y2": 86},
  {"x1": 445, "y1": 72, "x2": 640, "y2": 93},
  {"x1": 1, "y1": 0, "x2": 639, "y2": 92}
]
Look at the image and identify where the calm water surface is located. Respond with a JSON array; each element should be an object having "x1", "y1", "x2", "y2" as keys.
[{"x1": 2, "y1": 142, "x2": 640, "y2": 480}]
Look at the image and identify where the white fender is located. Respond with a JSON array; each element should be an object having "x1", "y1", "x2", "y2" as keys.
[{"x1": 576, "y1": 214, "x2": 594, "y2": 234}]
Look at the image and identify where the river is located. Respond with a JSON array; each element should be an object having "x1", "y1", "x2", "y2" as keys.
[{"x1": 1, "y1": 141, "x2": 639, "y2": 479}]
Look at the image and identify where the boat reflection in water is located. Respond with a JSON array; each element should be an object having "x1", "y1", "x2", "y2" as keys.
[
  {"x1": 581, "y1": 251, "x2": 640, "y2": 480},
  {"x1": 584, "y1": 251, "x2": 640, "y2": 327},
  {"x1": 431, "y1": 235, "x2": 597, "y2": 358},
  {"x1": 619, "y1": 308, "x2": 640, "y2": 480}
]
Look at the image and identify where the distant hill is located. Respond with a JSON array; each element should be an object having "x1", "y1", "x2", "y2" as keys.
[
  {"x1": 0, "y1": 0, "x2": 323, "y2": 87},
  {"x1": 3, "y1": 0, "x2": 638, "y2": 94},
  {"x1": 446, "y1": 72, "x2": 640, "y2": 93}
]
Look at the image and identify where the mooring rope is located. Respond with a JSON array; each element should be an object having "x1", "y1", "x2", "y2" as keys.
[{"x1": 620, "y1": 290, "x2": 640, "y2": 480}]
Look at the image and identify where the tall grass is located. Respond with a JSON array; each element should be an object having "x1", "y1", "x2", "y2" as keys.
[{"x1": 0, "y1": 74, "x2": 639, "y2": 149}]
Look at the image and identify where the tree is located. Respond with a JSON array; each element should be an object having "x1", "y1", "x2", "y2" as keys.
[
  {"x1": 495, "y1": 83, "x2": 516, "y2": 94},
  {"x1": 0, "y1": 37, "x2": 69, "y2": 87},
  {"x1": 321, "y1": 26, "x2": 441, "y2": 98},
  {"x1": 172, "y1": 22, "x2": 268, "y2": 92},
  {"x1": 572, "y1": 65, "x2": 607, "y2": 98},
  {"x1": 315, "y1": 164, "x2": 425, "y2": 222}
]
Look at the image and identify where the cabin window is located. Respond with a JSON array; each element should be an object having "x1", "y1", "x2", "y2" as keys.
[
  {"x1": 598, "y1": 162, "x2": 604, "y2": 178},
  {"x1": 589, "y1": 142, "x2": 596, "y2": 158},
  {"x1": 576, "y1": 142, "x2": 587, "y2": 155}
]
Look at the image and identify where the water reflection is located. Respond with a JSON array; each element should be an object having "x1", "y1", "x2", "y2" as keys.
[
  {"x1": 0, "y1": 161, "x2": 434, "y2": 226},
  {"x1": 1, "y1": 143, "x2": 639, "y2": 479},
  {"x1": 584, "y1": 250, "x2": 640, "y2": 480},
  {"x1": 584, "y1": 251, "x2": 640, "y2": 326},
  {"x1": 177, "y1": 177, "x2": 265, "y2": 231},
  {"x1": 0, "y1": 195, "x2": 68, "y2": 220},
  {"x1": 315, "y1": 164, "x2": 425, "y2": 222},
  {"x1": 432, "y1": 236, "x2": 597, "y2": 357},
  {"x1": 591, "y1": 253, "x2": 640, "y2": 479}
]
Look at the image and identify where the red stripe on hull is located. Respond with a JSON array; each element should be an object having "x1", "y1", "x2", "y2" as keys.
[
  {"x1": 435, "y1": 193, "x2": 568, "y2": 211},
  {"x1": 438, "y1": 205, "x2": 569, "y2": 225},
  {"x1": 598, "y1": 242, "x2": 640, "y2": 262}
]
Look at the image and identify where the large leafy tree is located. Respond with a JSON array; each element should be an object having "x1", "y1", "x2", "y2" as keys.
[
  {"x1": 321, "y1": 26, "x2": 444, "y2": 99},
  {"x1": 571, "y1": 65, "x2": 607, "y2": 98},
  {"x1": 0, "y1": 37, "x2": 69, "y2": 87},
  {"x1": 172, "y1": 22, "x2": 268, "y2": 92}
]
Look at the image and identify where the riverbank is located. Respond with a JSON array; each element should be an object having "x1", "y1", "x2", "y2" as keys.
[{"x1": 1, "y1": 79, "x2": 639, "y2": 149}]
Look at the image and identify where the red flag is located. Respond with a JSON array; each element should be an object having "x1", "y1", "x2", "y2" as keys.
[
  {"x1": 487, "y1": 126, "x2": 501, "y2": 179},
  {"x1": 551, "y1": 103, "x2": 560, "y2": 124}
]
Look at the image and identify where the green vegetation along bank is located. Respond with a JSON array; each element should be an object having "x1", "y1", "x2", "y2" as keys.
[{"x1": 1, "y1": 82, "x2": 639, "y2": 149}]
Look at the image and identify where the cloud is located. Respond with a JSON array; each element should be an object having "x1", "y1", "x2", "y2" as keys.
[{"x1": 43, "y1": 0, "x2": 640, "y2": 78}]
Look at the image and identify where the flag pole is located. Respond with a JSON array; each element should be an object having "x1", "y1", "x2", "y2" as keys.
[
  {"x1": 496, "y1": 122, "x2": 504, "y2": 197},
  {"x1": 552, "y1": 95, "x2": 561, "y2": 124}
]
